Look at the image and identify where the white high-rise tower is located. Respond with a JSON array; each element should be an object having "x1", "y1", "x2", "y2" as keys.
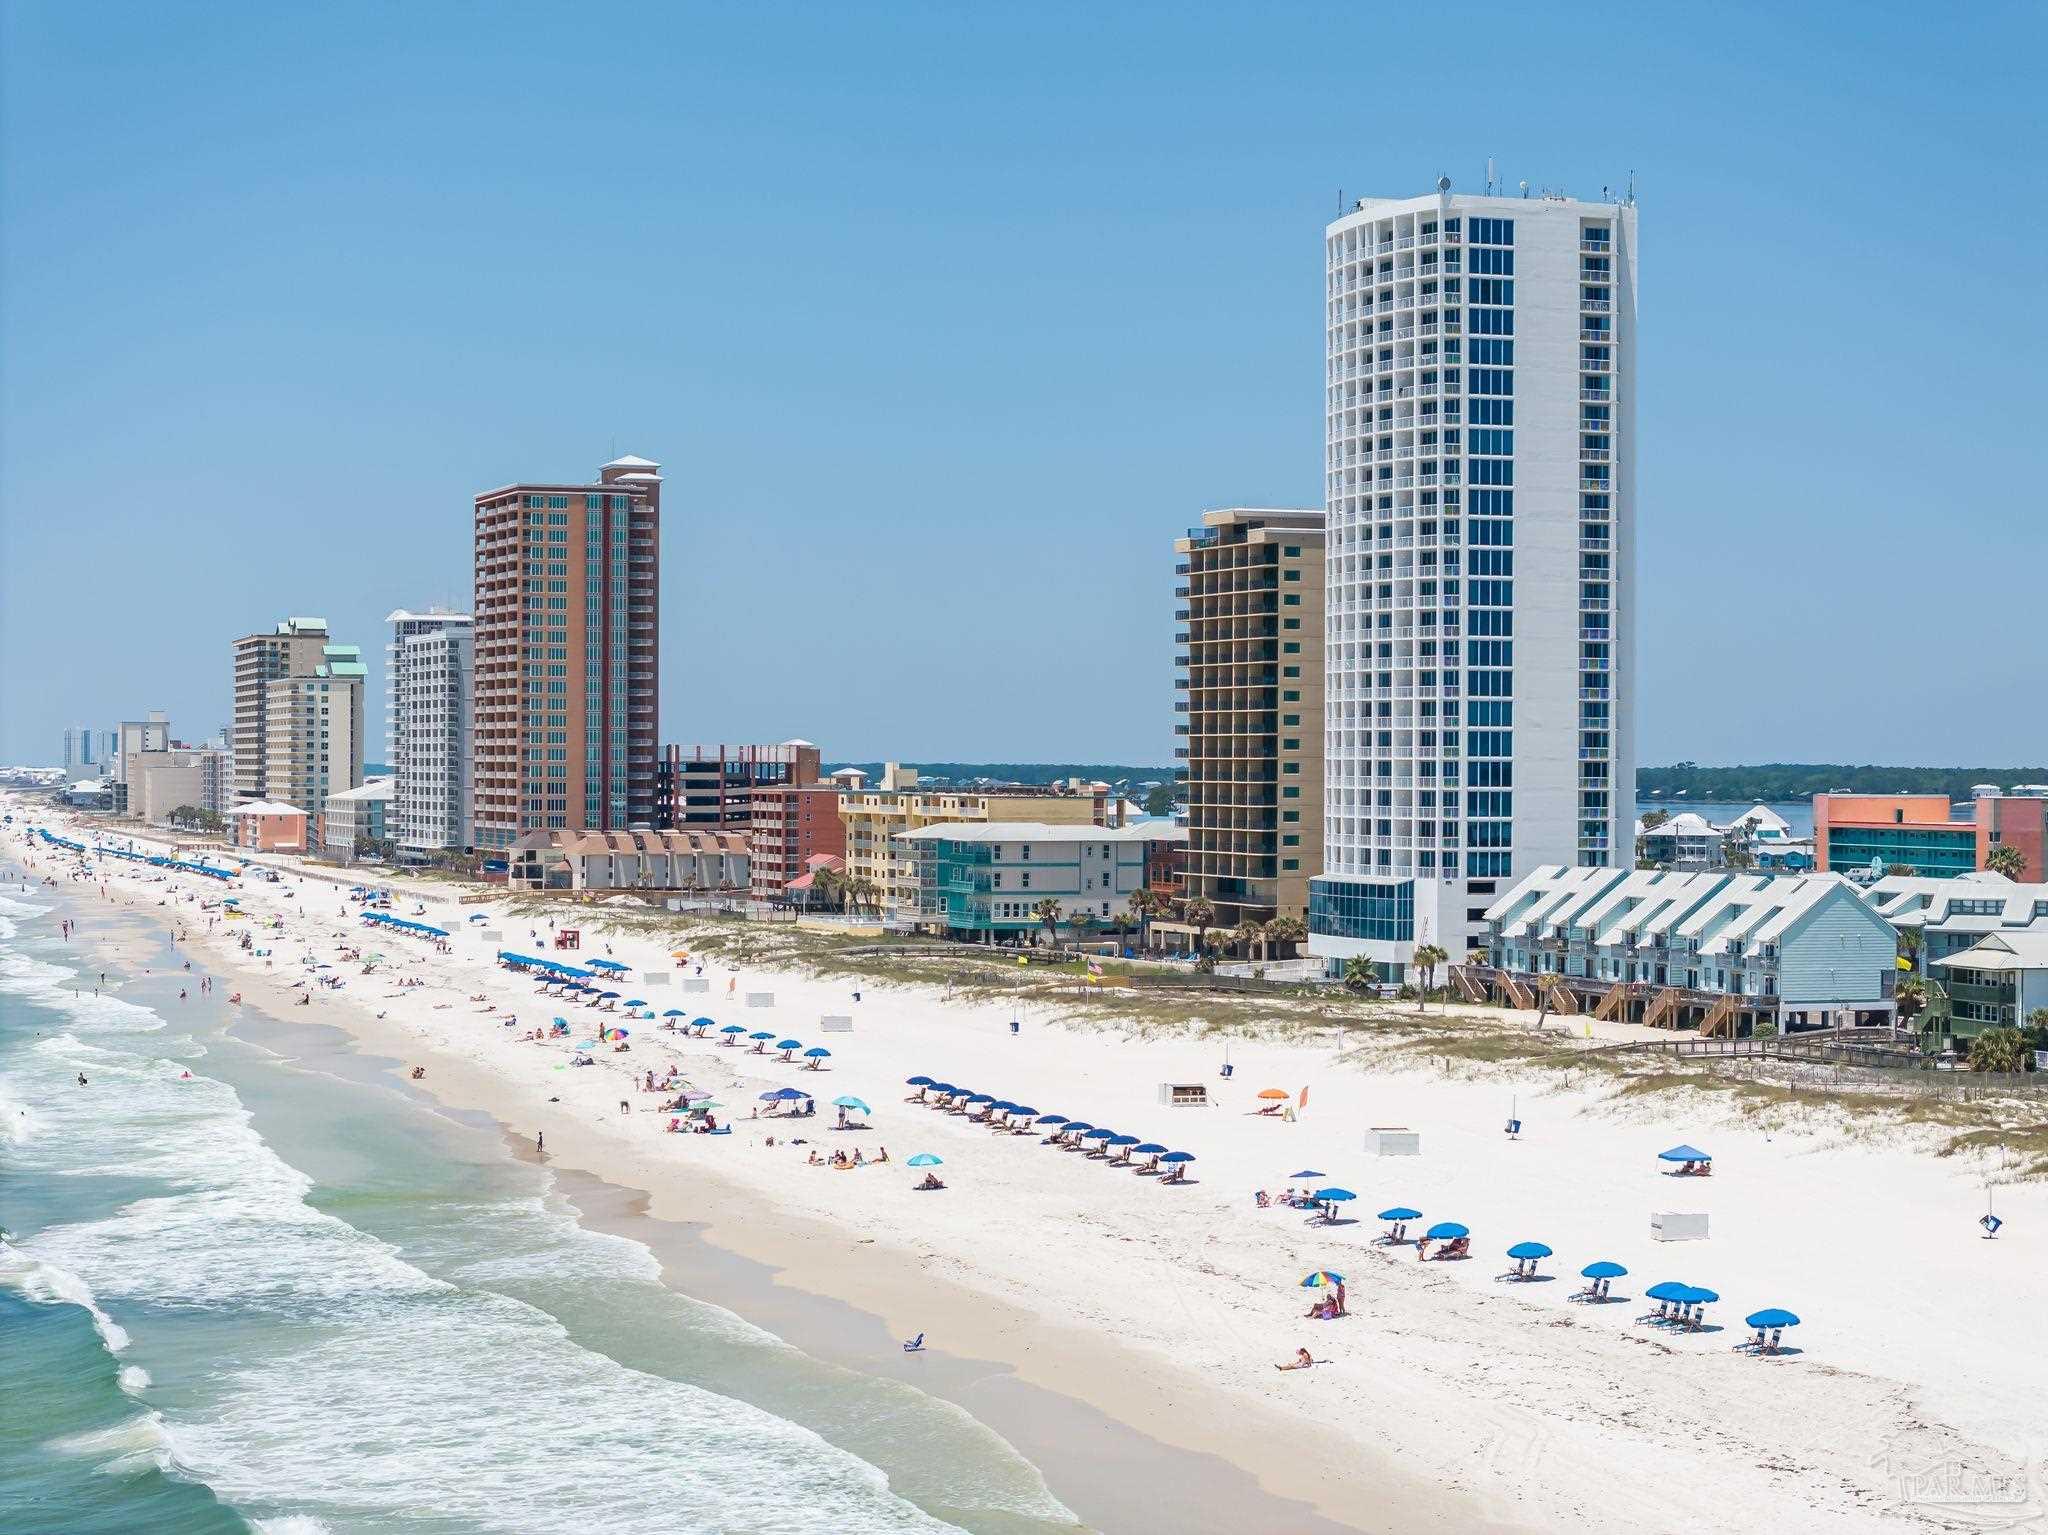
[
  {"x1": 386, "y1": 608, "x2": 475, "y2": 854},
  {"x1": 1308, "y1": 184, "x2": 1637, "y2": 979}
]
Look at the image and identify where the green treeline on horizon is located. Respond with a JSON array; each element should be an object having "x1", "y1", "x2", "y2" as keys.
[
  {"x1": 1637, "y1": 763, "x2": 2048, "y2": 802},
  {"x1": 821, "y1": 762, "x2": 2048, "y2": 801}
]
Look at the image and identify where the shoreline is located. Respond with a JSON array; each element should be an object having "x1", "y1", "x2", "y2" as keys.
[
  {"x1": 18, "y1": 846, "x2": 1415, "y2": 1535},
  {"x1": 16, "y1": 808, "x2": 2046, "y2": 1535}
]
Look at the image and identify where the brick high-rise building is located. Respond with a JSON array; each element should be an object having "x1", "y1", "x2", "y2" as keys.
[{"x1": 472, "y1": 457, "x2": 663, "y2": 854}]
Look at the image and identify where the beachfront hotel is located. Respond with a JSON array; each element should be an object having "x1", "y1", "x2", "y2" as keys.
[
  {"x1": 470, "y1": 456, "x2": 663, "y2": 856},
  {"x1": 1165, "y1": 508, "x2": 1325, "y2": 943},
  {"x1": 1309, "y1": 184, "x2": 1638, "y2": 980},
  {"x1": 231, "y1": 617, "x2": 334, "y2": 803},
  {"x1": 385, "y1": 608, "x2": 474, "y2": 855},
  {"x1": 896, "y1": 821, "x2": 1187, "y2": 939},
  {"x1": 749, "y1": 781, "x2": 847, "y2": 904},
  {"x1": 1813, "y1": 790, "x2": 2048, "y2": 882},
  {"x1": 839, "y1": 766, "x2": 1106, "y2": 921}
]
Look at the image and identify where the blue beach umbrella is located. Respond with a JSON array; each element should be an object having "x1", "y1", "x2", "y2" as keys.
[
  {"x1": 1290, "y1": 1170, "x2": 1326, "y2": 1180},
  {"x1": 623, "y1": 999, "x2": 646, "y2": 1008},
  {"x1": 966, "y1": 1093, "x2": 994, "y2": 1104},
  {"x1": 988, "y1": 1101, "x2": 1017, "y2": 1113},
  {"x1": 1160, "y1": 1151, "x2": 1195, "y2": 1164},
  {"x1": 1644, "y1": 1281, "x2": 1691, "y2": 1303},
  {"x1": 690, "y1": 1017, "x2": 716, "y2": 1029},
  {"x1": 1506, "y1": 1241, "x2": 1553, "y2": 1261},
  {"x1": 906, "y1": 1076, "x2": 935, "y2": 1087},
  {"x1": 907, "y1": 1153, "x2": 942, "y2": 1167},
  {"x1": 1132, "y1": 1142, "x2": 1167, "y2": 1155},
  {"x1": 1107, "y1": 1134, "x2": 1139, "y2": 1147},
  {"x1": 1315, "y1": 1188, "x2": 1357, "y2": 1203},
  {"x1": 598, "y1": 991, "x2": 620, "y2": 999},
  {"x1": 720, "y1": 1024, "x2": 746, "y2": 1035},
  {"x1": 662, "y1": 1009, "x2": 685, "y2": 1018},
  {"x1": 1677, "y1": 1285, "x2": 1719, "y2": 1305},
  {"x1": 1010, "y1": 1106, "x2": 1038, "y2": 1118},
  {"x1": 1581, "y1": 1260, "x2": 1628, "y2": 1280},
  {"x1": 1036, "y1": 1114, "x2": 1070, "y2": 1125},
  {"x1": 1424, "y1": 1221, "x2": 1468, "y2": 1241},
  {"x1": 1745, "y1": 1308, "x2": 1800, "y2": 1329},
  {"x1": 804, "y1": 1047, "x2": 831, "y2": 1060},
  {"x1": 773, "y1": 1087, "x2": 806, "y2": 1101},
  {"x1": 1378, "y1": 1207, "x2": 1423, "y2": 1222},
  {"x1": 777, "y1": 1039, "x2": 803, "y2": 1050},
  {"x1": 749, "y1": 1031, "x2": 774, "y2": 1041},
  {"x1": 757, "y1": 1091, "x2": 784, "y2": 1101},
  {"x1": 1657, "y1": 1144, "x2": 1712, "y2": 1162},
  {"x1": 1063, "y1": 1122, "x2": 1094, "y2": 1135},
  {"x1": 832, "y1": 1096, "x2": 871, "y2": 1114},
  {"x1": 1084, "y1": 1127, "x2": 1114, "y2": 1140}
]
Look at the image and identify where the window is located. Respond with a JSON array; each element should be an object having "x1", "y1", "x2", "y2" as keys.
[{"x1": 1469, "y1": 217, "x2": 1514, "y2": 245}]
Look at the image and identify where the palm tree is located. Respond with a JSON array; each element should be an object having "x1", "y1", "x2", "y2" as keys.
[
  {"x1": 1128, "y1": 888, "x2": 1162, "y2": 949},
  {"x1": 1896, "y1": 925, "x2": 1923, "y2": 971},
  {"x1": 1181, "y1": 897, "x2": 1215, "y2": 957},
  {"x1": 1343, "y1": 956, "x2": 1379, "y2": 994},
  {"x1": 1233, "y1": 918, "x2": 1264, "y2": 961},
  {"x1": 1032, "y1": 897, "x2": 1063, "y2": 950},
  {"x1": 1968, "y1": 1026, "x2": 2026, "y2": 1074},
  {"x1": 1985, "y1": 843, "x2": 2027, "y2": 879},
  {"x1": 1072, "y1": 910, "x2": 1100, "y2": 945},
  {"x1": 1265, "y1": 915, "x2": 1307, "y2": 959},
  {"x1": 1894, "y1": 976, "x2": 1927, "y2": 1031},
  {"x1": 1412, "y1": 942, "x2": 1449, "y2": 1011}
]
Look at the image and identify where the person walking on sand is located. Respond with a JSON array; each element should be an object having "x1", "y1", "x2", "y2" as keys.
[{"x1": 536, "y1": 1131, "x2": 544, "y2": 1154}]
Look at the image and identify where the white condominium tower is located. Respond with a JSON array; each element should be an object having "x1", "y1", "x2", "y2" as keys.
[
  {"x1": 386, "y1": 608, "x2": 475, "y2": 854},
  {"x1": 1307, "y1": 183, "x2": 1636, "y2": 979}
]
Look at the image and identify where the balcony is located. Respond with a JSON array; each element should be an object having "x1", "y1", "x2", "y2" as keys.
[
  {"x1": 1581, "y1": 298, "x2": 1611, "y2": 313},
  {"x1": 1580, "y1": 386, "x2": 1610, "y2": 402},
  {"x1": 1580, "y1": 476, "x2": 1611, "y2": 491},
  {"x1": 1580, "y1": 237, "x2": 1610, "y2": 253},
  {"x1": 1582, "y1": 358, "x2": 1612, "y2": 374},
  {"x1": 1579, "y1": 447, "x2": 1611, "y2": 463},
  {"x1": 1580, "y1": 327, "x2": 1611, "y2": 342}
]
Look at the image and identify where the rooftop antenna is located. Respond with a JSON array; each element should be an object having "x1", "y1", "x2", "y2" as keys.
[
  {"x1": 1519, "y1": 179, "x2": 1530, "y2": 199},
  {"x1": 1485, "y1": 158, "x2": 1497, "y2": 195},
  {"x1": 1625, "y1": 170, "x2": 1636, "y2": 206}
]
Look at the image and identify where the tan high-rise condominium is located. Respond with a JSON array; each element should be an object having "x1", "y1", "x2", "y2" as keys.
[
  {"x1": 231, "y1": 617, "x2": 331, "y2": 803},
  {"x1": 1170, "y1": 508, "x2": 1326, "y2": 935},
  {"x1": 472, "y1": 456, "x2": 662, "y2": 853}
]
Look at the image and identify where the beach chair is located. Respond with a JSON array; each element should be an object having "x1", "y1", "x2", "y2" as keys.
[{"x1": 903, "y1": 1333, "x2": 925, "y2": 1353}]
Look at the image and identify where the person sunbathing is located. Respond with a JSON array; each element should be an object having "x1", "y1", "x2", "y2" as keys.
[
  {"x1": 809, "y1": 1150, "x2": 823, "y2": 1165},
  {"x1": 1254, "y1": 1190, "x2": 1270, "y2": 1207},
  {"x1": 1275, "y1": 1348, "x2": 1316, "y2": 1371},
  {"x1": 917, "y1": 1172, "x2": 946, "y2": 1190},
  {"x1": 875, "y1": 1147, "x2": 888, "y2": 1163}
]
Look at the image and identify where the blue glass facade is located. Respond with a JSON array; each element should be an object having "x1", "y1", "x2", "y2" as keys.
[{"x1": 1308, "y1": 876, "x2": 1415, "y2": 943}]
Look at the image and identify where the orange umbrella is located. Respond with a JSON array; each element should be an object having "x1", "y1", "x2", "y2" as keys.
[{"x1": 1257, "y1": 1088, "x2": 1289, "y2": 1100}]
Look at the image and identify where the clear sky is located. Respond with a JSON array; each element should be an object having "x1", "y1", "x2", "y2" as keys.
[{"x1": 3, "y1": 1, "x2": 2042, "y2": 769}]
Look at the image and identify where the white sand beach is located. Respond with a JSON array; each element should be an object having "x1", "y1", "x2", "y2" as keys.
[{"x1": 16, "y1": 803, "x2": 2048, "y2": 1534}]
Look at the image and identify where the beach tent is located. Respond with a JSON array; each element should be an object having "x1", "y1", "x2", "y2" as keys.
[{"x1": 1658, "y1": 1144, "x2": 1712, "y2": 1163}]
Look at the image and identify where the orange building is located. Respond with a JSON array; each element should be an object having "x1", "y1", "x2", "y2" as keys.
[
  {"x1": 1813, "y1": 792, "x2": 2047, "y2": 880},
  {"x1": 229, "y1": 800, "x2": 308, "y2": 853}
]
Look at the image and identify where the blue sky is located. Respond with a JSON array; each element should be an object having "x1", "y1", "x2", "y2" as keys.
[{"x1": 3, "y1": 1, "x2": 2042, "y2": 769}]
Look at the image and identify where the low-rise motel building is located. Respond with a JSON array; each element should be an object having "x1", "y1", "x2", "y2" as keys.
[
  {"x1": 896, "y1": 822, "x2": 1187, "y2": 941},
  {"x1": 505, "y1": 828, "x2": 749, "y2": 896},
  {"x1": 229, "y1": 800, "x2": 308, "y2": 853},
  {"x1": 1468, "y1": 865, "x2": 1899, "y2": 1035},
  {"x1": 1813, "y1": 789, "x2": 2048, "y2": 882},
  {"x1": 838, "y1": 765, "x2": 1106, "y2": 918}
]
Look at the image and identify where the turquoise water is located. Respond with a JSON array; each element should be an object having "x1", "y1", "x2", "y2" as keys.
[{"x1": 0, "y1": 874, "x2": 1076, "y2": 1535}]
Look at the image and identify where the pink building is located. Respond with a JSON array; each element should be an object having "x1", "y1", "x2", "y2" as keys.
[{"x1": 230, "y1": 800, "x2": 308, "y2": 852}]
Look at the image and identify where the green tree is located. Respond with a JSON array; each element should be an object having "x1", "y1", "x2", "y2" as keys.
[
  {"x1": 1723, "y1": 841, "x2": 1755, "y2": 871},
  {"x1": 1264, "y1": 915, "x2": 1306, "y2": 959},
  {"x1": 1884, "y1": 863, "x2": 1916, "y2": 878},
  {"x1": 1144, "y1": 783, "x2": 1175, "y2": 817},
  {"x1": 1128, "y1": 887, "x2": 1163, "y2": 949},
  {"x1": 1985, "y1": 843, "x2": 2027, "y2": 879},
  {"x1": 1894, "y1": 976, "x2": 1927, "y2": 1023},
  {"x1": 1180, "y1": 897, "x2": 1215, "y2": 956},
  {"x1": 1897, "y1": 925, "x2": 1923, "y2": 971},
  {"x1": 1968, "y1": 1026, "x2": 2026, "y2": 1073},
  {"x1": 1232, "y1": 918, "x2": 1264, "y2": 961},
  {"x1": 1343, "y1": 956, "x2": 1379, "y2": 994},
  {"x1": 1412, "y1": 942, "x2": 1449, "y2": 1011},
  {"x1": 1032, "y1": 898, "x2": 1063, "y2": 949}
]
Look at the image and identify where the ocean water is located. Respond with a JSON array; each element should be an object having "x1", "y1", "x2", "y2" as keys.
[{"x1": 0, "y1": 879, "x2": 1077, "y2": 1535}]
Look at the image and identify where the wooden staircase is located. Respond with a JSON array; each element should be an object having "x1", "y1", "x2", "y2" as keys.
[{"x1": 1641, "y1": 986, "x2": 1684, "y2": 1030}]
